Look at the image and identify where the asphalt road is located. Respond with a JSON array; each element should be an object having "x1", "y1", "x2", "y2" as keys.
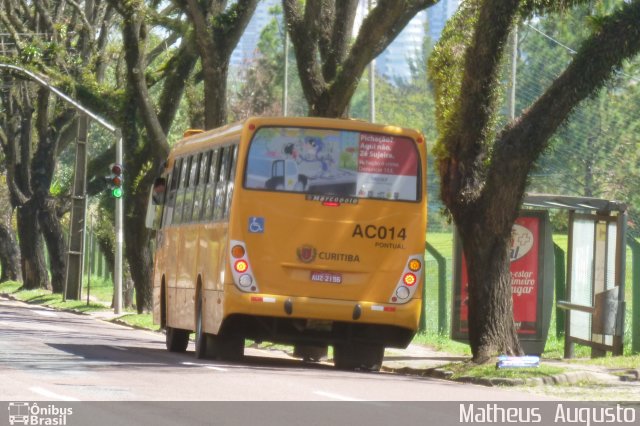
[{"x1": 0, "y1": 297, "x2": 560, "y2": 425}]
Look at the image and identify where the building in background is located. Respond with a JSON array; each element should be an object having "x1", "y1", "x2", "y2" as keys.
[
  {"x1": 374, "y1": 10, "x2": 427, "y2": 83},
  {"x1": 230, "y1": 0, "x2": 280, "y2": 69},
  {"x1": 358, "y1": 0, "x2": 461, "y2": 83},
  {"x1": 425, "y1": 0, "x2": 462, "y2": 43}
]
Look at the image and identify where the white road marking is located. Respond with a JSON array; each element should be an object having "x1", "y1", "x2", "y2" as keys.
[
  {"x1": 181, "y1": 361, "x2": 228, "y2": 372},
  {"x1": 205, "y1": 366, "x2": 229, "y2": 372},
  {"x1": 33, "y1": 310, "x2": 58, "y2": 317},
  {"x1": 29, "y1": 386, "x2": 80, "y2": 401},
  {"x1": 107, "y1": 345, "x2": 128, "y2": 351},
  {"x1": 314, "y1": 390, "x2": 364, "y2": 401}
]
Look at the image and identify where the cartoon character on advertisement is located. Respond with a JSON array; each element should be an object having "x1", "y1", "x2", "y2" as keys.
[{"x1": 285, "y1": 137, "x2": 336, "y2": 178}]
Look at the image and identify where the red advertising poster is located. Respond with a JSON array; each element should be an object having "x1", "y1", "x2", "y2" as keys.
[
  {"x1": 458, "y1": 216, "x2": 540, "y2": 335},
  {"x1": 357, "y1": 133, "x2": 417, "y2": 177}
]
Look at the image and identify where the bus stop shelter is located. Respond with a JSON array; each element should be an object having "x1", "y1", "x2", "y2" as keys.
[{"x1": 522, "y1": 194, "x2": 627, "y2": 357}]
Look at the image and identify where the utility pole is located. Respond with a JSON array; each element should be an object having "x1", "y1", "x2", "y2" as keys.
[
  {"x1": 368, "y1": 0, "x2": 376, "y2": 123},
  {"x1": 283, "y1": 30, "x2": 289, "y2": 117}
]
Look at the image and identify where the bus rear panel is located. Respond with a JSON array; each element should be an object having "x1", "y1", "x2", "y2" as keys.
[{"x1": 224, "y1": 120, "x2": 426, "y2": 355}]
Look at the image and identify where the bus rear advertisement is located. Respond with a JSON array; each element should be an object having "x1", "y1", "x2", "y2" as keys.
[{"x1": 146, "y1": 116, "x2": 427, "y2": 371}]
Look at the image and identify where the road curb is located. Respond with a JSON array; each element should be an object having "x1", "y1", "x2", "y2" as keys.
[{"x1": 381, "y1": 365, "x2": 601, "y2": 387}]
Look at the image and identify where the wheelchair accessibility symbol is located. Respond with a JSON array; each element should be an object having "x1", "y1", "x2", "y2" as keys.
[{"x1": 249, "y1": 217, "x2": 265, "y2": 233}]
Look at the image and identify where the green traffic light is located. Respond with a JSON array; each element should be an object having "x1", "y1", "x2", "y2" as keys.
[{"x1": 112, "y1": 187, "x2": 123, "y2": 198}]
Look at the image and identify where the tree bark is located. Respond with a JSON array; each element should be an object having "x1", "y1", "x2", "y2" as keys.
[
  {"x1": 0, "y1": 220, "x2": 22, "y2": 282},
  {"x1": 33, "y1": 88, "x2": 75, "y2": 294},
  {"x1": 178, "y1": 0, "x2": 258, "y2": 129},
  {"x1": 125, "y1": 188, "x2": 154, "y2": 313},
  {"x1": 17, "y1": 199, "x2": 50, "y2": 290},
  {"x1": 283, "y1": 0, "x2": 437, "y2": 117},
  {"x1": 458, "y1": 212, "x2": 521, "y2": 362},
  {"x1": 38, "y1": 201, "x2": 67, "y2": 293}
]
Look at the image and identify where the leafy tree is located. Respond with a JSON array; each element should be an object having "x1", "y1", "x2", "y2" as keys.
[
  {"x1": 0, "y1": 171, "x2": 21, "y2": 282},
  {"x1": 429, "y1": 0, "x2": 640, "y2": 363},
  {"x1": 99, "y1": 0, "x2": 199, "y2": 311},
  {"x1": 229, "y1": 3, "x2": 306, "y2": 119},
  {"x1": 0, "y1": 0, "x2": 118, "y2": 291},
  {"x1": 283, "y1": 0, "x2": 437, "y2": 117},
  {"x1": 516, "y1": 1, "x2": 640, "y2": 207},
  {"x1": 174, "y1": 0, "x2": 258, "y2": 129}
]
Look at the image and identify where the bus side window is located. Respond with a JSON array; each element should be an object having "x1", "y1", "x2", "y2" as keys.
[
  {"x1": 214, "y1": 147, "x2": 231, "y2": 221},
  {"x1": 204, "y1": 149, "x2": 221, "y2": 220},
  {"x1": 174, "y1": 156, "x2": 191, "y2": 224},
  {"x1": 163, "y1": 158, "x2": 182, "y2": 228},
  {"x1": 224, "y1": 145, "x2": 238, "y2": 219},
  {"x1": 192, "y1": 152, "x2": 207, "y2": 222},
  {"x1": 183, "y1": 153, "x2": 200, "y2": 223}
]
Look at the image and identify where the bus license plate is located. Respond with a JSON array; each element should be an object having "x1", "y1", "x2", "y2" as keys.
[{"x1": 310, "y1": 271, "x2": 342, "y2": 284}]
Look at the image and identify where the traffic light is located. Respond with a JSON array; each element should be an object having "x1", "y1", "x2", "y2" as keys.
[{"x1": 106, "y1": 163, "x2": 124, "y2": 198}]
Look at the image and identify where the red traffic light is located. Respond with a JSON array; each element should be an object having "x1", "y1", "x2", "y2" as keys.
[{"x1": 111, "y1": 163, "x2": 123, "y2": 175}]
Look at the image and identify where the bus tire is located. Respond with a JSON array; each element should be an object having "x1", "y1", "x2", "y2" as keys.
[
  {"x1": 333, "y1": 343, "x2": 385, "y2": 372},
  {"x1": 215, "y1": 335, "x2": 244, "y2": 361},
  {"x1": 166, "y1": 327, "x2": 190, "y2": 352},
  {"x1": 293, "y1": 344, "x2": 328, "y2": 362}
]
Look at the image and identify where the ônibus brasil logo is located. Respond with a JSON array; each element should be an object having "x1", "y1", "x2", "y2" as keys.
[{"x1": 8, "y1": 402, "x2": 73, "y2": 425}]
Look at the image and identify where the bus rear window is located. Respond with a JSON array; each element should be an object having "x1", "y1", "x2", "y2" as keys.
[{"x1": 244, "y1": 127, "x2": 420, "y2": 202}]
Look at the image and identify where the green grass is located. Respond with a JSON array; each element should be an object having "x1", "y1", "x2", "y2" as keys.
[
  {"x1": 565, "y1": 353, "x2": 640, "y2": 369},
  {"x1": 0, "y1": 281, "x2": 21, "y2": 294},
  {"x1": 83, "y1": 275, "x2": 116, "y2": 305},
  {"x1": 446, "y1": 361, "x2": 567, "y2": 380},
  {"x1": 116, "y1": 313, "x2": 158, "y2": 330},
  {"x1": 412, "y1": 332, "x2": 471, "y2": 355},
  {"x1": 0, "y1": 281, "x2": 108, "y2": 312}
]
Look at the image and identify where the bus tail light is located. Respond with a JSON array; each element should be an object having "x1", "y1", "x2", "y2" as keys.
[
  {"x1": 403, "y1": 272, "x2": 417, "y2": 286},
  {"x1": 229, "y1": 240, "x2": 259, "y2": 293},
  {"x1": 389, "y1": 254, "x2": 423, "y2": 304},
  {"x1": 231, "y1": 244, "x2": 246, "y2": 258}
]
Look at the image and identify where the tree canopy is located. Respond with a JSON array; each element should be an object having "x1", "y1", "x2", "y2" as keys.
[{"x1": 429, "y1": 0, "x2": 640, "y2": 362}]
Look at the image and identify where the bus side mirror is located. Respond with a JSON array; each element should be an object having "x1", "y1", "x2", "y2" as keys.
[{"x1": 152, "y1": 177, "x2": 166, "y2": 205}]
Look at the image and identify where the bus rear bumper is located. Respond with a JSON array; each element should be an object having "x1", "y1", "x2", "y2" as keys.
[{"x1": 222, "y1": 288, "x2": 421, "y2": 348}]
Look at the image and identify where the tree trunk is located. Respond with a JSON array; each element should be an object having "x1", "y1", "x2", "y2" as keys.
[
  {"x1": 38, "y1": 200, "x2": 67, "y2": 293},
  {"x1": 458, "y1": 217, "x2": 522, "y2": 363},
  {"x1": 202, "y1": 58, "x2": 229, "y2": 129},
  {"x1": 125, "y1": 189, "x2": 154, "y2": 313},
  {"x1": 0, "y1": 221, "x2": 22, "y2": 282},
  {"x1": 17, "y1": 199, "x2": 50, "y2": 290}
]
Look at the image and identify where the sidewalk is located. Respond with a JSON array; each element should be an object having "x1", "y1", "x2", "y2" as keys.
[{"x1": 381, "y1": 343, "x2": 640, "y2": 400}]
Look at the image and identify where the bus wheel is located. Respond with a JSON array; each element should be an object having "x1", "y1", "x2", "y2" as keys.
[
  {"x1": 333, "y1": 343, "x2": 385, "y2": 372},
  {"x1": 215, "y1": 335, "x2": 244, "y2": 361},
  {"x1": 293, "y1": 344, "x2": 328, "y2": 362},
  {"x1": 166, "y1": 327, "x2": 189, "y2": 352}
]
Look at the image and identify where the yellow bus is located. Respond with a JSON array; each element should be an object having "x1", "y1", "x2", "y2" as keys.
[{"x1": 146, "y1": 116, "x2": 427, "y2": 371}]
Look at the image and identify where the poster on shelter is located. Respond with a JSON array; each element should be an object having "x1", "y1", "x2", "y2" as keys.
[{"x1": 457, "y1": 216, "x2": 540, "y2": 335}]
